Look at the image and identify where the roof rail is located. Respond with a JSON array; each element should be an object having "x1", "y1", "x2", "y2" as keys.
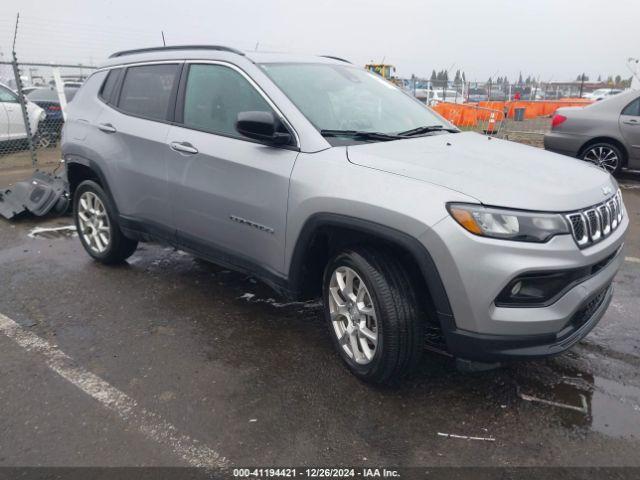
[
  {"x1": 109, "y1": 45, "x2": 245, "y2": 59},
  {"x1": 319, "y1": 55, "x2": 351, "y2": 64}
]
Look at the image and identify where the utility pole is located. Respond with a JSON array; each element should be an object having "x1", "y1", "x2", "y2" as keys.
[
  {"x1": 579, "y1": 72, "x2": 585, "y2": 98},
  {"x1": 11, "y1": 13, "x2": 38, "y2": 169}
]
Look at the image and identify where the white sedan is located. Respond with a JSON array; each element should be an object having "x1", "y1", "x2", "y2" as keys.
[
  {"x1": 584, "y1": 88, "x2": 624, "y2": 101},
  {"x1": 0, "y1": 82, "x2": 45, "y2": 143},
  {"x1": 414, "y1": 88, "x2": 465, "y2": 105}
]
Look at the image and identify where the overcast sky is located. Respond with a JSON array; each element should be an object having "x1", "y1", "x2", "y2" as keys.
[{"x1": 1, "y1": 0, "x2": 638, "y2": 82}]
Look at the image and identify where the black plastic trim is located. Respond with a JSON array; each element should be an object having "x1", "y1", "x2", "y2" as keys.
[
  {"x1": 446, "y1": 284, "x2": 613, "y2": 362},
  {"x1": 118, "y1": 216, "x2": 288, "y2": 296},
  {"x1": 288, "y1": 213, "x2": 455, "y2": 324},
  {"x1": 319, "y1": 55, "x2": 352, "y2": 64},
  {"x1": 494, "y1": 247, "x2": 619, "y2": 308}
]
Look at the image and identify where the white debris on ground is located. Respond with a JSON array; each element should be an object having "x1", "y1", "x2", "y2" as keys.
[
  {"x1": 237, "y1": 292, "x2": 322, "y2": 309},
  {"x1": 518, "y1": 390, "x2": 589, "y2": 414},
  {"x1": 437, "y1": 432, "x2": 495, "y2": 442},
  {"x1": 27, "y1": 225, "x2": 77, "y2": 239}
]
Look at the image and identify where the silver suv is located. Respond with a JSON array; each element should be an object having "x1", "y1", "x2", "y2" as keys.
[{"x1": 62, "y1": 46, "x2": 628, "y2": 384}]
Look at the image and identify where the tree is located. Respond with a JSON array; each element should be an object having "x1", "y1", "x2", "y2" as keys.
[
  {"x1": 430, "y1": 70, "x2": 437, "y2": 83},
  {"x1": 576, "y1": 73, "x2": 589, "y2": 82},
  {"x1": 614, "y1": 75, "x2": 622, "y2": 85},
  {"x1": 518, "y1": 72, "x2": 523, "y2": 86},
  {"x1": 453, "y1": 69, "x2": 461, "y2": 86},
  {"x1": 597, "y1": 75, "x2": 602, "y2": 82}
]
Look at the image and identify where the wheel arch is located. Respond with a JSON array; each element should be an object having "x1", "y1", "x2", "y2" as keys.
[
  {"x1": 66, "y1": 156, "x2": 119, "y2": 215},
  {"x1": 287, "y1": 213, "x2": 455, "y2": 330},
  {"x1": 578, "y1": 137, "x2": 629, "y2": 166}
]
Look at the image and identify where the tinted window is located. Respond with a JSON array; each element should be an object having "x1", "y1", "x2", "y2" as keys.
[
  {"x1": 0, "y1": 86, "x2": 18, "y2": 103},
  {"x1": 99, "y1": 69, "x2": 121, "y2": 103},
  {"x1": 118, "y1": 64, "x2": 178, "y2": 121},
  {"x1": 622, "y1": 98, "x2": 640, "y2": 117},
  {"x1": 27, "y1": 87, "x2": 79, "y2": 102},
  {"x1": 182, "y1": 64, "x2": 272, "y2": 137}
]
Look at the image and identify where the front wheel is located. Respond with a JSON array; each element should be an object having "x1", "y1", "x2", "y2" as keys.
[
  {"x1": 74, "y1": 180, "x2": 138, "y2": 264},
  {"x1": 581, "y1": 143, "x2": 623, "y2": 176},
  {"x1": 323, "y1": 247, "x2": 424, "y2": 385}
]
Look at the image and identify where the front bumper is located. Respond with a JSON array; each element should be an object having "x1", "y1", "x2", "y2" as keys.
[
  {"x1": 420, "y1": 209, "x2": 628, "y2": 362},
  {"x1": 444, "y1": 282, "x2": 613, "y2": 362}
]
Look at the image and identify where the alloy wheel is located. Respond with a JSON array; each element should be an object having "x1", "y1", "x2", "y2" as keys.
[
  {"x1": 77, "y1": 191, "x2": 111, "y2": 254},
  {"x1": 328, "y1": 266, "x2": 379, "y2": 365},
  {"x1": 583, "y1": 146, "x2": 619, "y2": 173}
]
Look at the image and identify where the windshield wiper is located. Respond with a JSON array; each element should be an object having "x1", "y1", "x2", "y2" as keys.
[
  {"x1": 320, "y1": 129, "x2": 403, "y2": 141},
  {"x1": 396, "y1": 125, "x2": 459, "y2": 137}
]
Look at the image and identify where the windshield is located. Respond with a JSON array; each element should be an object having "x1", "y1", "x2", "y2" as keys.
[{"x1": 260, "y1": 63, "x2": 448, "y2": 137}]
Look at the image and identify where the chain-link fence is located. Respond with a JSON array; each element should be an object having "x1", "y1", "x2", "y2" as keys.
[{"x1": 0, "y1": 59, "x2": 96, "y2": 180}]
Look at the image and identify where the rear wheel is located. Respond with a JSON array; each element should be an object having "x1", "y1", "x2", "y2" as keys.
[
  {"x1": 323, "y1": 247, "x2": 423, "y2": 385},
  {"x1": 581, "y1": 142, "x2": 623, "y2": 175},
  {"x1": 74, "y1": 180, "x2": 138, "y2": 264}
]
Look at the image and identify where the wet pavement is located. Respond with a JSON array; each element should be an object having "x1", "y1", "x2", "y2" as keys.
[{"x1": 0, "y1": 172, "x2": 639, "y2": 469}]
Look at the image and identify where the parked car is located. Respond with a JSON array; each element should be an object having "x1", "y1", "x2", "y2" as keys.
[
  {"x1": 27, "y1": 85, "x2": 80, "y2": 146},
  {"x1": 584, "y1": 88, "x2": 624, "y2": 101},
  {"x1": 467, "y1": 89, "x2": 488, "y2": 102},
  {"x1": 544, "y1": 89, "x2": 640, "y2": 175},
  {"x1": 0, "y1": 82, "x2": 45, "y2": 144},
  {"x1": 417, "y1": 88, "x2": 464, "y2": 105},
  {"x1": 62, "y1": 46, "x2": 627, "y2": 384},
  {"x1": 21, "y1": 86, "x2": 39, "y2": 96}
]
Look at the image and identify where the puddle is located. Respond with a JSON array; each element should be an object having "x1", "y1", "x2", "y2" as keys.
[
  {"x1": 515, "y1": 362, "x2": 640, "y2": 439},
  {"x1": 28, "y1": 225, "x2": 77, "y2": 239}
]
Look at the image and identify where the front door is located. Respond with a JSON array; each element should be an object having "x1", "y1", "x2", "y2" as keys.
[
  {"x1": 167, "y1": 63, "x2": 298, "y2": 276},
  {"x1": 619, "y1": 96, "x2": 640, "y2": 163}
]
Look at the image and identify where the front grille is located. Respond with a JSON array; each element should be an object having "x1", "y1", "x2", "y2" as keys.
[
  {"x1": 570, "y1": 284, "x2": 609, "y2": 328},
  {"x1": 566, "y1": 191, "x2": 624, "y2": 248}
]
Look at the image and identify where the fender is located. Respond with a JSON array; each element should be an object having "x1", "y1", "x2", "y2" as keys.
[
  {"x1": 288, "y1": 212, "x2": 455, "y2": 331},
  {"x1": 65, "y1": 155, "x2": 120, "y2": 215}
]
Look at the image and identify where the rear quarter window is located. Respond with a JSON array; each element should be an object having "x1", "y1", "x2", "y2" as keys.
[
  {"x1": 117, "y1": 64, "x2": 179, "y2": 121},
  {"x1": 99, "y1": 68, "x2": 122, "y2": 104},
  {"x1": 622, "y1": 98, "x2": 640, "y2": 117}
]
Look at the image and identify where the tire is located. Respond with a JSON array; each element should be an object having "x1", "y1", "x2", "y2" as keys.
[
  {"x1": 73, "y1": 180, "x2": 138, "y2": 264},
  {"x1": 581, "y1": 142, "x2": 624, "y2": 176},
  {"x1": 322, "y1": 247, "x2": 424, "y2": 385}
]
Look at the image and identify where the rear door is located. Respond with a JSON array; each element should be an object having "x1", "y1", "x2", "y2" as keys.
[
  {"x1": 95, "y1": 63, "x2": 181, "y2": 238},
  {"x1": 0, "y1": 89, "x2": 9, "y2": 140},
  {"x1": 619, "y1": 96, "x2": 640, "y2": 163},
  {"x1": 166, "y1": 62, "x2": 299, "y2": 276},
  {"x1": 0, "y1": 85, "x2": 25, "y2": 139}
]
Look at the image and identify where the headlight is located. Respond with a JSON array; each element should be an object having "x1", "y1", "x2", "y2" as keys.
[
  {"x1": 39, "y1": 111, "x2": 46, "y2": 121},
  {"x1": 447, "y1": 203, "x2": 570, "y2": 242}
]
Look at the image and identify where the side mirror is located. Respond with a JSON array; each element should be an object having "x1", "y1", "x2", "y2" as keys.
[{"x1": 235, "y1": 111, "x2": 292, "y2": 146}]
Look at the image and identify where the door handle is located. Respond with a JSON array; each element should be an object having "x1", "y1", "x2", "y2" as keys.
[
  {"x1": 623, "y1": 119, "x2": 639, "y2": 126},
  {"x1": 170, "y1": 141, "x2": 198, "y2": 155},
  {"x1": 97, "y1": 123, "x2": 117, "y2": 133}
]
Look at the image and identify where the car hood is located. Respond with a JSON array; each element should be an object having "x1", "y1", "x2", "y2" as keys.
[{"x1": 346, "y1": 132, "x2": 617, "y2": 212}]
